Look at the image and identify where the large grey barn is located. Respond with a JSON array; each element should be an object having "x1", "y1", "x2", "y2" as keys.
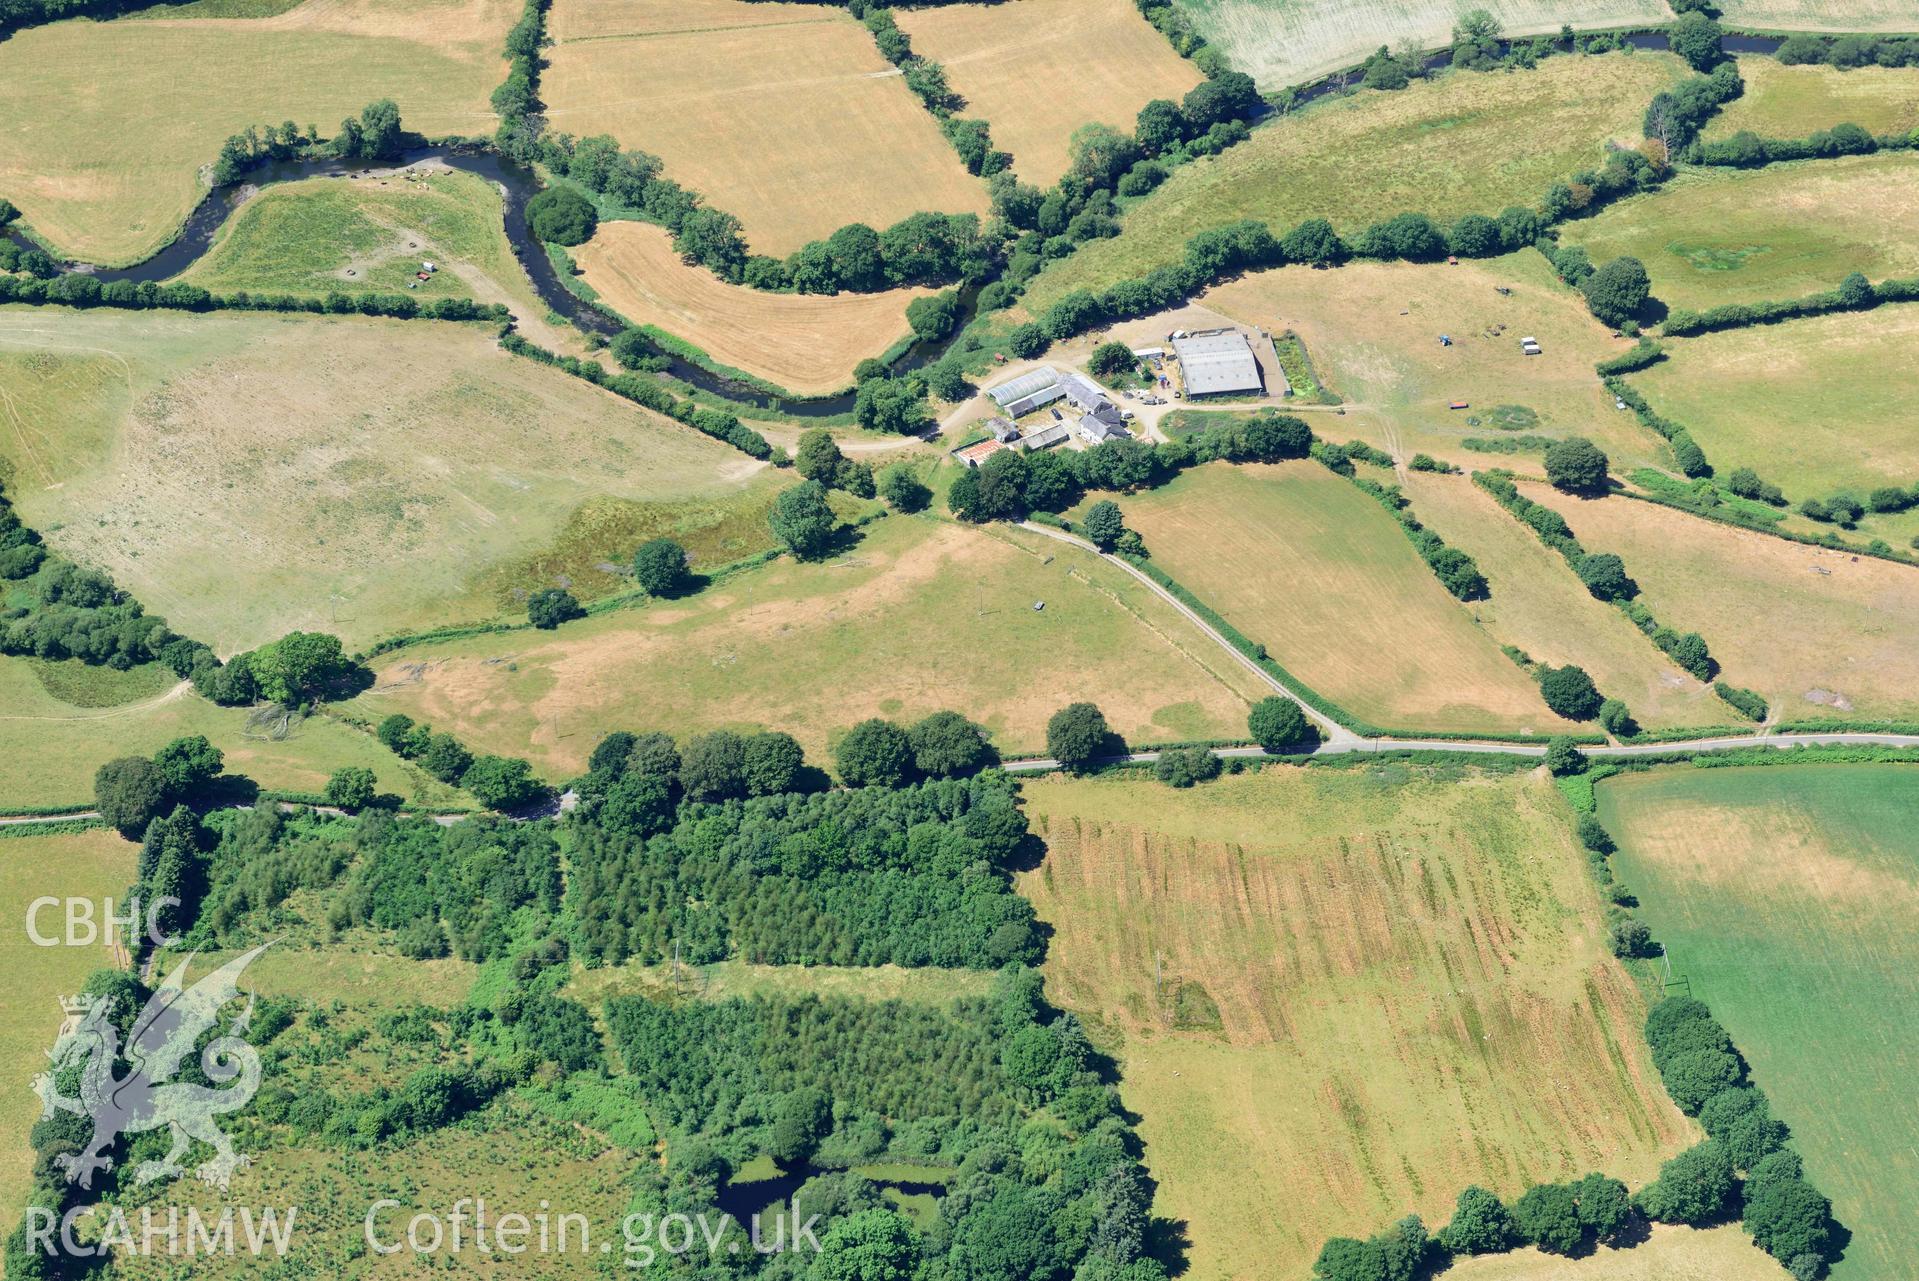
[{"x1": 1171, "y1": 329, "x2": 1264, "y2": 398}]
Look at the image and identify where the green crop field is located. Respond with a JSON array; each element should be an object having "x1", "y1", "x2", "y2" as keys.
[
  {"x1": 1706, "y1": 57, "x2": 1919, "y2": 141},
  {"x1": 1096, "y1": 460, "x2": 1559, "y2": 734},
  {"x1": 0, "y1": 0, "x2": 516, "y2": 266},
  {"x1": 0, "y1": 828, "x2": 138, "y2": 1244},
  {"x1": 0, "y1": 656, "x2": 468, "y2": 808},
  {"x1": 0, "y1": 306, "x2": 771, "y2": 653},
  {"x1": 1565, "y1": 155, "x2": 1919, "y2": 310},
  {"x1": 1019, "y1": 766, "x2": 1693, "y2": 1280},
  {"x1": 346, "y1": 514, "x2": 1267, "y2": 773},
  {"x1": 1627, "y1": 305, "x2": 1919, "y2": 546},
  {"x1": 1020, "y1": 52, "x2": 1686, "y2": 313},
  {"x1": 1601, "y1": 763, "x2": 1919, "y2": 1281}
]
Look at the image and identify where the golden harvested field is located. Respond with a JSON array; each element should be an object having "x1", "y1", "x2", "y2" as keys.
[
  {"x1": 0, "y1": 0, "x2": 514, "y2": 266},
  {"x1": 895, "y1": 0, "x2": 1205, "y2": 185},
  {"x1": 1018, "y1": 768, "x2": 1693, "y2": 1280},
  {"x1": 1566, "y1": 156, "x2": 1919, "y2": 310},
  {"x1": 347, "y1": 515, "x2": 1267, "y2": 770},
  {"x1": 1714, "y1": 0, "x2": 1919, "y2": 31},
  {"x1": 0, "y1": 828, "x2": 138, "y2": 1245},
  {"x1": 1707, "y1": 57, "x2": 1919, "y2": 140},
  {"x1": 573, "y1": 221, "x2": 928, "y2": 396},
  {"x1": 1022, "y1": 52, "x2": 1686, "y2": 309},
  {"x1": 1444, "y1": 1225, "x2": 1783, "y2": 1281},
  {"x1": 565, "y1": 960, "x2": 997, "y2": 1009},
  {"x1": 1527, "y1": 486, "x2": 1919, "y2": 722},
  {"x1": 1172, "y1": 0, "x2": 1671, "y2": 89},
  {"x1": 1203, "y1": 251, "x2": 1666, "y2": 473},
  {"x1": 542, "y1": 0, "x2": 990, "y2": 254},
  {"x1": 1107, "y1": 461, "x2": 1562, "y2": 734},
  {"x1": 1628, "y1": 308, "x2": 1919, "y2": 547},
  {"x1": 1399, "y1": 470, "x2": 1713, "y2": 729},
  {"x1": 0, "y1": 657, "x2": 469, "y2": 807},
  {"x1": 0, "y1": 306, "x2": 770, "y2": 654}
]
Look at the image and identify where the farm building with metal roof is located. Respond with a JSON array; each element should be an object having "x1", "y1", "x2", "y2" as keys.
[
  {"x1": 986, "y1": 367, "x2": 1065, "y2": 418},
  {"x1": 1171, "y1": 329, "x2": 1263, "y2": 398}
]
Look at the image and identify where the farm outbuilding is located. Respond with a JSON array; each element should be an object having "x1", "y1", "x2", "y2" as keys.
[
  {"x1": 987, "y1": 367, "x2": 1066, "y2": 418},
  {"x1": 1017, "y1": 421, "x2": 1071, "y2": 451},
  {"x1": 951, "y1": 438, "x2": 1008, "y2": 468},
  {"x1": 1171, "y1": 328, "x2": 1263, "y2": 398}
]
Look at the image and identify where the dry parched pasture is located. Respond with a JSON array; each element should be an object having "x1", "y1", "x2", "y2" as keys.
[
  {"x1": 895, "y1": 0, "x2": 1205, "y2": 186},
  {"x1": 1526, "y1": 485, "x2": 1919, "y2": 723},
  {"x1": 0, "y1": 0, "x2": 516, "y2": 266},
  {"x1": 1441, "y1": 1223, "x2": 1786, "y2": 1280},
  {"x1": 540, "y1": 0, "x2": 991, "y2": 255},
  {"x1": 1019, "y1": 768, "x2": 1693, "y2": 1281},
  {"x1": 348, "y1": 515, "x2": 1267, "y2": 773},
  {"x1": 1106, "y1": 461, "x2": 1557, "y2": 735},
  {"x1": 573, "y1": 221, "x2": 931, "y2": 396},
  {"x1": 0, "y1": 306, "x2": 767, "y2": 653},
  {"x1": 1712, "y1": 0, "x2": 1919, "y2": 31}
]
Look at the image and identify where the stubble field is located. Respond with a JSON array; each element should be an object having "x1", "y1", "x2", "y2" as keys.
[
  {"x1": 895, "y1": 0, "x2": 1204, "y2": 185},
  {"x1": 1528, "y1": 486, "x2": 1919, "y2": 722},
  {"x1": 345, "y1": 515, "x2": 1267, "y2": 772},
  {"x1": 1020, "y1": 51, "x2": 1686, "y2": 310},
  {"x1": 1601, "y1": 763, "x2": 1919, "y2": 1281},
  {"x1": 0, "y1": 306, "x2": 769, "y2": 653},
  {"x1": 541, "y1": 0, "x2": 990, "y2": 254},
  {"x1": 1018, "y1": 766, "x2": 1693, "y2": 1280},
  {"x1": 572, "y1": 221, "x2": 929, "y2": 396},
  {"x1": 1100, "y1": 461, "x2": 1561, "y2": 735},
  {"x1": 0, "y1": 0, "x2": 514, "y2": 266}
]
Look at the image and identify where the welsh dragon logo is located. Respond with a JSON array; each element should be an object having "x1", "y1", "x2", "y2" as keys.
[{"x1": 33, "y1": 944, "x2": 271, "y2": 1192}]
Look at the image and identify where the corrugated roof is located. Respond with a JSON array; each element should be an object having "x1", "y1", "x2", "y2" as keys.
[
  {"x1": 1172, "y1": 330, "x2": 1262, "y2": 397},
  {"x1": 986, "y1": 367, "x2": 1060, "y2": 407}
]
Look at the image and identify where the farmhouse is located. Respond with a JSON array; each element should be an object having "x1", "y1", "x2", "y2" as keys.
[
  {"x1": 1078, "y1": 414, "x2": 1133, "y2": 444},
  {"x1": 987, "y1": 367, "x2": 1066, "y2": 418},
  {"x1": 1171, "y1": 328, "x2": 1263, "y2": 398}
]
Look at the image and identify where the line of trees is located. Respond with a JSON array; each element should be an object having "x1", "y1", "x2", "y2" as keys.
[
  {"x1": 949, "y1": 409, "x2": 1313, "y2": 524},
  {"x1": 1473, "y1": 470, "x2": 1717, "y2": 688},
  {"x1": 374, "y1": 713, "x2": 547, "y2": 811}
]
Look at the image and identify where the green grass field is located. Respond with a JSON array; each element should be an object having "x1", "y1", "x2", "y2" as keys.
[
  {"x1": 1021, "y1": 52, "x2": 1686, "y2": 313},
  {"x1": 177, "y1": 165, "x2": 570, "y2": 344},
  {"x1": 1705, "y1": 57, "x2": 1919, "y2": 141},
  {"x1": 1170, "y1": 0, "x2": 1671, "y2": 90},
  {"x1": 1627, "y1": 305, "x2": 1919, "y2": 546},
  {"x1": 1095, "y1": 461, "x2": 1560, "y2": 734},
  {"x1": 1600, "y1": 763, "x2": 1919, "y2": 1281},
  {"x1": 347, "y1": 514, "x2": 1268, "y2": 773},
  {"x1": 0, "y1": 0, "x2": 515, "y2": 265},
  {"x1": 1020, "y1": 765, "x2": 1692, "y2": 1280},
  {"x1": 0, "y1": 828, "x2": 138, "y2": 1243},
  {"x1": 0, "y1": 656, "x2": 468, "y2": 808},
  {"x1": 1565, "y1": 155, "x2": 1919, "y2": 310},
  {"x1": 0, "y1": 306, "x2": 770, "y2": 653}
]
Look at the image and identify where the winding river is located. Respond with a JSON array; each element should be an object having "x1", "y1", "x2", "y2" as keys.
[{"x1": 3, "y1": 30, "x2": 1786, "y2": 417}]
